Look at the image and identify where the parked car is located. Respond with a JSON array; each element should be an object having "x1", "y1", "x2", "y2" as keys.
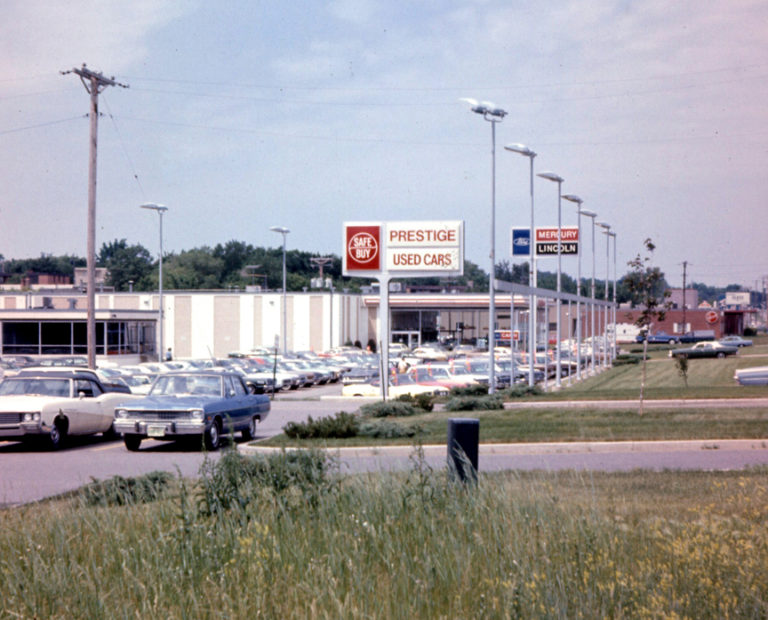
[
  {"x1": 0, "y1": 370, "x2": 133, "y2": 448},
  {"x1": 341, "y1": 373, "x2": 449, "y2": 398},
  {"x1": 668, "y1": 341, "x2": 738, "y2": 359},
  {"x1": 734, "y1": 365, "x2": 768, "y2": 386},
  {"x1": 718, "y1": 335, "x2": 753, "y2": 348},
  {"x1": 113, "y1": 371, "x2": 270, "y2": 451},
  {"x1": 636, "y1": 331, "x2": 678, "y2": 344}
]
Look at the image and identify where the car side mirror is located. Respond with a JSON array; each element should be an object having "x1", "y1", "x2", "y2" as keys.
[{"x1": 247, "y1": 384, "x2": 257, "y2": 395}]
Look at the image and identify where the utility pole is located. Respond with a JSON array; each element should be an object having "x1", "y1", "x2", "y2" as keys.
[
  {"x1": 62, "y1": 65, "x2": 128, "y2": 369},
  {"x1": 681, "y1": 261, "x2": 688, "y2": 335},
  {"x1": 311, "y1": 257, "x2": 334, "y2": 349}
]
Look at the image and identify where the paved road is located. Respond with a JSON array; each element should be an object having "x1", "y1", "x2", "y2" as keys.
[{"x1": 1, "y1": 388, "x2": 767, "y2": 507}]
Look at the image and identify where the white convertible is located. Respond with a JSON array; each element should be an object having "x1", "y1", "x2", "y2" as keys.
[{"x1": 0, "y1": 370, "x2": 132, "y2": 449}]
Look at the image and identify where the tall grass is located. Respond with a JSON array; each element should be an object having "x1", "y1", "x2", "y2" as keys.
[{"x1": 1, "y1": 450, "x2": 766, "y2": 618}]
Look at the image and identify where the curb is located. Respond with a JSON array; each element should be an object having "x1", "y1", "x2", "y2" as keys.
[{"x1": 240, "y1": 438, "x2": 768, "y2": 458}]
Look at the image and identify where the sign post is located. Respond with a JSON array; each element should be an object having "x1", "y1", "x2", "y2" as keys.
[{"x1": 343, "y1": 220, "x2": 464, "y2": 400}]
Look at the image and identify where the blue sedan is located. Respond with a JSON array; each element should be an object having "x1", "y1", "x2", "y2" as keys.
[{"x1": 113, "y1": 371, "x2": 270, "y2": 451}]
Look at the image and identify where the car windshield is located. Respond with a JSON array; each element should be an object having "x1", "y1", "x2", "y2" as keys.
[
  {"x1": 0, "y1": 377, "x2": 71, "y2": 397},
  {"x1": 150, "y1": 374, "x2": 222, "y2": 396}
]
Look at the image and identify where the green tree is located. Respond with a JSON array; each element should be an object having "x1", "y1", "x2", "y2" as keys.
[
  {"x1": 624, "y1": 238, "x2": 672, "y2": 414},
  {"x1": 163, "y1": 248, "x2": 225, "y2": 289},
  {"x1": 97, "y1": 239, "x2": 153, "y2": 291}
]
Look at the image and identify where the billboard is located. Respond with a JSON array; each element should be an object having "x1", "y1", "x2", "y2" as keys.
[{"x1": 343, "y1": 220, "x2": 464, "y2": 278}]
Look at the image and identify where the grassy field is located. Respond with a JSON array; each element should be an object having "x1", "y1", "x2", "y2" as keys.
[{"x1": 1, "y1": 453, "x2": 765, "y2": 618}]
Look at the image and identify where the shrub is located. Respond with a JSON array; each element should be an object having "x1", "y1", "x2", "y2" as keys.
[
  {"x1": 501, "y1": 384, "x2": 542, "y2": 398},
  {"x1": 396, "y1": 393, "x2": 435, "y2": 412},
  {"x1": 79, "y1": 471, "x2": 172, "y2": 507},
  {"x1": 744, "y1": 326, "x2": 757, "y2": 337},
  {"x1": 360, "y1": 400, "x2": 418, "y2": 418},
  {"x1": 358, "y1": 420, "x2": 424, "y2": 438},
  {"x1": 197, "y1": 448, "x2": 335, "y2": 516},
  {"x1": 283, "y1": 411, "x2": 359, "y2": 439},
  {"x1": 449, "y1": 384, "x2": 489, "y2": 397},
  {"x1": 613, "y1": 354, "x2": 642, "y2": 366},
  {"x1": 445, "y1": 394, "x2": 505, "y2": 411}
]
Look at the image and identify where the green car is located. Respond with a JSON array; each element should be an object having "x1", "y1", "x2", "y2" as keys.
[{"x1": 668, "y1": 341, "x2": 738, "y2": 359}]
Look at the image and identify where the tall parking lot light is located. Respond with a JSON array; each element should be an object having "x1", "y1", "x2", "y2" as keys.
[
  {"x1": 608, "y1": 230, "x2": 618, "y2": 362},
  {"x1": 562, "y1": 194, "x2": 583, "y2": 381},
  {"x1": 270, "y1": 226, "x2": 290, "y2": 355},
  {"x1": 537, "y1": 171, "x2": 564, "y2": 388},
  {"x1": 597, "y1": 221, "x2": 611, "y2": 370},
  {"x1": 580, "y1": 208, "x2": 597, "y2": 374},
  {"x1": 461, "y1": 98, "x2": 507, "y2": 393},
  {"x1": 504, "y1": 143, "x2": 538, "y2": 387},
  {"x1": 140, "y1": 203, "x2": 168, "y2": 362}
]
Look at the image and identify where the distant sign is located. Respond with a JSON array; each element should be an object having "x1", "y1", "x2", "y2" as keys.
[
  {"x1": 511, "y1": 227, "x2": 531, "y2": 257},
  {"x1": 535, "y1": 226, "x2": 579, "y2": 256},
  {"x1": 343, "y1": 220, "x2": 464, "y2": 277}
]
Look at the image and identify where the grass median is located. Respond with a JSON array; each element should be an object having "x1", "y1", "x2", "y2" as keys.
[{"x1": 264, "y1": 344, "x2": 768, "y2": 447}]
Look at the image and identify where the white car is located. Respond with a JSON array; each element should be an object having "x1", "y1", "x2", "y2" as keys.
[
  {"x1": 342, "y1": 373, "x2": 449, "y2": 398},
  {"x1": 0, "y1": 370, "x2": 133, "y2": 448}
]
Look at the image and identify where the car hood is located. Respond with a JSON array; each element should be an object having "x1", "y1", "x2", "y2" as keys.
[
  {"x1": 119, "y1": 395, "x2": 220, "y2": 410},
  {"x1": 0, "y1": 395, "x2": 68, "y2": 412}
]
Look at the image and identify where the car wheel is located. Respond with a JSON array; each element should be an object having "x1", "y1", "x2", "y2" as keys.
[
  {"x1": 124, "y1": 434, "x2": 142, "y2": 451},
  {"x1": 717, "y1": 352, "x2": 725, "y2": 359},
  {"x1": 204, "y1": 419, "x2": 222, "y2": 451},
  {"x1": 668, "y1": 339, "x2": 676, "y2": 345},
  {"x1": 102, "y1": 424, "x2": 119, "y2": 441},
  {"x1": 241, "y1": 416, "x2": 258, "y2": 441},
  {"x1": 48, "y1": 417, "x2": 68, "y2": 450}
]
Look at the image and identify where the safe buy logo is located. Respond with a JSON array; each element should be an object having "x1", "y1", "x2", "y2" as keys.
[{"x1": 346, "y1": 225, "x2": 381, "y2": 271}]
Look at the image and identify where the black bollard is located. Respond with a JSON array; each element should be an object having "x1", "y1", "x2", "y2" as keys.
[{"x1": 447, "y1": 418, "x2": 479, "y2": 483}]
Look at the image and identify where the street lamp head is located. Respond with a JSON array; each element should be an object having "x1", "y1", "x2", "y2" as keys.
[
  {"x1": 596, "y1": 221, "x2": 611, "y2": 230},
  {"x1": 269, "y1": 226, "x2": 290, "y2": 234},
  {"x1": 140, "y1": 202, "x2": 168, "y2": 213},
  {"x1": 537, "y1": 171, "x2": 563, "y2": 183},
  {"x1": 504, "y1": 143, "x2": 536, "y2": 158},
  {"x1": 579, "y1": 208, "x2": 597, "y2": 218},
  {"x1": 459, "y1": 97, "x2": 507, "y2": 119},
  {"x1": 562, "y1": 194, "x2": 583, "y2": 205}
]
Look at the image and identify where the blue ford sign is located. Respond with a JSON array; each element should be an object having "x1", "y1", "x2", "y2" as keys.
[{"x1": 511, "y1": 227, "x2": 530, "y2": 256}]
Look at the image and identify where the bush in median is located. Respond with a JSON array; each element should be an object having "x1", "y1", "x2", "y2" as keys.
[
  {"x1": 283, "y1": 411, "x2": 360, "y2": 439},
  {"x1": 445, "y1": 394, "x2": 505, "y2": 412},
  {"x1": 360, "y1": 400, "x2": 419, "y2": 418}
]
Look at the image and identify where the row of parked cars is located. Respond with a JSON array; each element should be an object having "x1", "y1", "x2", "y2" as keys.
[{"x1": 0, "y1": 356, "x2": 273, "y2": 452}]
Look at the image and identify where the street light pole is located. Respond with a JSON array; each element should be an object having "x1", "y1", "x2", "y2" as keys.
[
  {"x1": 537, "y1": 171, "x2": 564, "y2": 388},
  {"x1": 140, "y1": 203, "x2": 168, "y2": 362},
  {"x1": 504, "y1": 143, "x2": 537, "y2": 388},
  {"x1": 580, "y1": 209, "x2": 597, "y2": 374},
  {"x1": 461, "y1": 98, "x2": 507, "y2": 394},
  {"x1": 270, "y1": 226, "x2": 290, "y2": 354},
  {"x1": 608, "y1": 230, "x2": 617, "y2": 362},
  {"x1": 562, "y1": 194, "x2": 583, "y2": 381},
  {"x1": 597, "y1": 222, "x2": 611, "y2": 370}
]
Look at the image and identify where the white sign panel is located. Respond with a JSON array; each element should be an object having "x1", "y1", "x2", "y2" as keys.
[{"x1": 385, "y1": 221, "x2": 464, "y2": 275}]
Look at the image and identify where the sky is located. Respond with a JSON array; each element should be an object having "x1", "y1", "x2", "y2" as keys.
[{"x1": 1, "y1": 0, "x2": 767, "y2": 290}]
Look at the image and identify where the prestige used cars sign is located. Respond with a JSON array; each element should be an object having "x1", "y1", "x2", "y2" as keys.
[{"x1": 343, "y1": 220, "x2": 464, "y2": 277}]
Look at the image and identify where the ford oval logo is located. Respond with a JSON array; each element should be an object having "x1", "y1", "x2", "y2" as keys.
[{"x1": 513, "y1": 237, "x2": 529, "y2": 246}]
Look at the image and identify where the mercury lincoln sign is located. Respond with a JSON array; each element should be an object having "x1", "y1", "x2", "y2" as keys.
[{"x1": 343, "y1": 221, "x2": 464, "y2": 277}]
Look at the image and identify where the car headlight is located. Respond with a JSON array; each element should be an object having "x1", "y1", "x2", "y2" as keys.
[
  {"x1": 189, "y1": 409, "x2": 205, "y2": 422},
  {"x1": 23, "y1": 412, "x2": 41, "y2": 422},
  {"x1": 115, "y1": 409, "x2": 128, "y2": 418}
]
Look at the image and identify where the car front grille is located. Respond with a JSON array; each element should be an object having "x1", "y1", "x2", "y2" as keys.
[
  {"x1": 0, "y1": 412, "x2": 24, "y2": 424},
  {"x1": 124, "y1": 410, "x2": 194, "y2": 422}
]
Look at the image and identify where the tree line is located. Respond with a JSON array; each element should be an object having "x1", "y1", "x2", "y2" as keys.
[{"x1": 0, "y1": 240, "x2": 746, "y2": 303}]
